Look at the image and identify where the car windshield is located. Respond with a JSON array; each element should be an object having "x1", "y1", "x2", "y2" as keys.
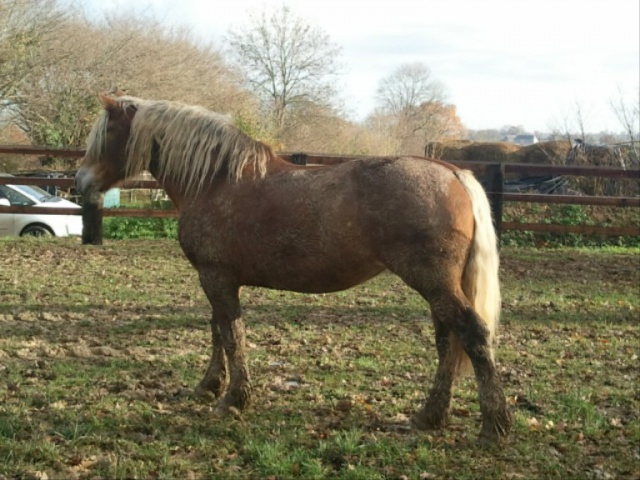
[{"x1": 13, "y1": 184, "x2": 54, "y2": 202}]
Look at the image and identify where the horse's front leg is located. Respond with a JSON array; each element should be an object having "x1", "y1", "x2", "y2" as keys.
[
  {"x1": 197, "y1": 270, "x2": 251, "y2": 415},
  {"x1": 195, "y1": 319, "x2": 227, "y2": 399},
  {"x1": 216, "y1": 313, "x2": 252, "y2": 414}
]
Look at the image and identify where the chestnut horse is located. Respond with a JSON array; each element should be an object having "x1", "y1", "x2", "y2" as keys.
[{"x1": 76, "y1": 93, "x2": 511, "y2": 444}]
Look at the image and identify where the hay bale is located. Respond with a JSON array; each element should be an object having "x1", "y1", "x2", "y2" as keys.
[
  {"x1": 521, "y1": 141, "x2": 570, "y2": 164},
  {"x1": 436, "y1": 140, "x2": 571, "y2": 165},
  {"x1": 436, "y1": 141, "x2": 521, "y2": 163}
]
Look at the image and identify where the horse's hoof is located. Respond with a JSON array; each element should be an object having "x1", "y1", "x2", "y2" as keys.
[
  {"x1": 477, "y1": 412, "x2": 512, "y2": 447},
  {"x1": 213, "y1": 404, "x2": 242, "y2": 418},
  {"x1": 410, "y1": 411, "x2": 449, "y2": 431},
  {"x1": 195, "y1": 377, "x2": 227, "y2": 398},
  {"x1": 194, "y1": 384, "x2": 217, "y2": 400},
  {"x1": 476, "y1": 430, "x2": 507, "y2": 448}
]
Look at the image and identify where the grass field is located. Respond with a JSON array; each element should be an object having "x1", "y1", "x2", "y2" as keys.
[{"x1": 0, "y1": 238, "x2": 638, "y2": 479}]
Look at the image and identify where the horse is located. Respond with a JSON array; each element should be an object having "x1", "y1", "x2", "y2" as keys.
[{"x1": 76, "y1": 92, "x2": 512, "y2": 445}]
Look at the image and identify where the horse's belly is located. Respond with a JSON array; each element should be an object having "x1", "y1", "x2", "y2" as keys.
[{"x1": 247, "y1": 256, "x2": 386, "y2": 294}]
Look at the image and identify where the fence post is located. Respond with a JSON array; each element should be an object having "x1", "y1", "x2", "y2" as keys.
[
  {"x1": 485, "y1": 163, "x2": 505, "y2": 243},
  {"x1": 81, "y1": 201, "x2": 103, "y2": 245}
]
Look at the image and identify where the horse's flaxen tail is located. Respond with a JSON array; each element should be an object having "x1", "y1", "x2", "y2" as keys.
[{"x1": 455, "y1": 169, "x2": 501, "y2": 375}]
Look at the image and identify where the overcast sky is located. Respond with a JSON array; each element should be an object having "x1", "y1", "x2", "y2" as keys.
[{"x1": 85, "y1": 0, "x2": 639, "y2": 133}]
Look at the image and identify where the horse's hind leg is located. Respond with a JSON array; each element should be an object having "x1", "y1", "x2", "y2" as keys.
[
  {"x1": 195, "y1": 319, "x2": 227, "y2": 398},
  {"x1": 412, "y1": 283, "x2": 512, "y2": 444},
  {"x1": 410, "y1": 318, "x2": 458, "y2": 430},
  {"x1": 424, "y1": 291, "x2": 511, "y2": 445},
  {"x1": 197, "y1": 270, "x2": 251, "y2": 414}
]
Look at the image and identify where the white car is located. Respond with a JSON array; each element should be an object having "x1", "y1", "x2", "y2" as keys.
[{"x1": 0, "y1": 175, "x2": 83, "y2": 237}]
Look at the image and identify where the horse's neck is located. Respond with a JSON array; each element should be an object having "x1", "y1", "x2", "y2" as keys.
[
  {"x1": 147, "y1": 151, "x2": 303, "y2": 211},
  {"x1": 147, "y1": 156, "x2": 189, "y2": 211},
  {"x1": 159, "y1": 179, "x2": 189, "y2": 211}
]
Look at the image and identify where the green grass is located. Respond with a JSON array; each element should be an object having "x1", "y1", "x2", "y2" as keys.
[
  {"x1": 0, "y1": 238, "x2": 638, "y2": 479},
  {"x1": 502, "y1": 203, "x2": 640, "y2": 248}
]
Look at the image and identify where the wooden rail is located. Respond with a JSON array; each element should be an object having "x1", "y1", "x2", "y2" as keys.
[
  {"x1": 1, "y1": 145, "x2": 638, "y2": 244},
  {"x1": 0, "y1": 145, "x2": 84, "y2": 157},
  {"x1": 0, "y1": 176, "x2": 157, "y2": 189}
]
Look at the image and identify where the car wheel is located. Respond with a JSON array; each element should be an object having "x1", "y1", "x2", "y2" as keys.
[{"x1": 21, "y1": 224, "x2": 54, "y2": 237}]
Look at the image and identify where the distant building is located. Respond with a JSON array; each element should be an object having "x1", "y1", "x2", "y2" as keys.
[{"x1": 502, "y1": 133, "x2": 539, "y2": 146}]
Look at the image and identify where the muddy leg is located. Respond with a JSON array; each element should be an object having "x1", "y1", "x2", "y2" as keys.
[
  {"x1": 215, "y1": 314, "x2": 252, "y2": 414},
  {"x1": 410, "y1": 287, "x2": 511, "y2": 444},
  {"x1": 197, "y1": 270, "x2": 251, "y2": 413},
  {"x1": 448, "y1": 299, "x2": 512, "y2": 445},
  {"x1": 411, "y1": 320, "x2": 457, "y2": 430},
  {"x1": 195, "y1": 319, "x2": 227, "y2": 398}
]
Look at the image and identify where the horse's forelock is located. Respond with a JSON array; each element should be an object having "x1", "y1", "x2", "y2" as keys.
[
  {"x1": 85, "y1": 108, "x2": 109, "y2": 164},
  {"x1": 85, "y1": 96, "x2": 141, "y2": 165}
]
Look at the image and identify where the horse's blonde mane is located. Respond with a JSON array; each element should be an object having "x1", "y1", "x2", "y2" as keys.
[{"x1": 87, "y1": 96, "x2": 271, "y2": 193}]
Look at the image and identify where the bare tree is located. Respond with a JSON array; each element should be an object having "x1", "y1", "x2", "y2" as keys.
[
  {"x1": 374, "y1": 62, "x2": 463, "y2": 155},
  {"x1": 411, "y1": 103, "x2": 466, "y2": 156},
  {"x1": 226, "y1": 5, "x2": 342, "y2": 140},
  {"x1": 81, "y1": 14, "x2": 248, "y2": 111},
  {"x1": 363, "y1": 109, "x2": 403, "y2": 156},
  {"x1": 0, "y1": 0, "x2": 68, "y2": 101},
  {"x1": 572, "y1": 101, "x2": 589, "y2": 143},
  {"x1": 552, "y1": 101, "x2": 593, "y2": 145},
  {"x1": 5, "y1": 5, "x2": 251, "y2": 168},
  {"x1": 610, "y1": 86, "x2": 640, "y2": 164},
  {"x1": 376, "y1": 62, "x2": 446, "y2": 116}
]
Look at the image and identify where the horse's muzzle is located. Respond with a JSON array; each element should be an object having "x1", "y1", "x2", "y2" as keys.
[
  {"x1": 75, "y1": 166, "x2": 102, "y2": 204},
  {"x1": 75, "y1": 167, "x2": 87, "y2": 194}
]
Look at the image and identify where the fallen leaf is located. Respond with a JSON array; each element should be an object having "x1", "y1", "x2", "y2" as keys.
[
  {"x1": 420, "y1": 473, "x2": 436, "y2": 479},
  {"x1": 335, "y1": 399, "x2": 352, "y2": 412},
  {"x1": 527, "y1": 417, "x2": 541, "y2": 431}
]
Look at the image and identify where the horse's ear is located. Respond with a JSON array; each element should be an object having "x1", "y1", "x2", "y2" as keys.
[
  {"x1": 113, "y1": 87, "x2": 126, "y2": 97},
  {"x1": 98, "y1": 92, "x2": 119, "y2": 111}
]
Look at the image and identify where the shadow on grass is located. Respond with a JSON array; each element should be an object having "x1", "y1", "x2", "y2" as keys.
[{"x1": 0, "y1": 301, "x2": 431, "y2": 340}]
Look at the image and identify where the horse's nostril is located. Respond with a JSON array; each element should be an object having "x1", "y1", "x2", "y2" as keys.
[
  {"x1": 74, "y1": 169, "x2": 85, "y2": 193},
  {"x1": 75, "y1": 168, "x2": 96, "y2": 197}
]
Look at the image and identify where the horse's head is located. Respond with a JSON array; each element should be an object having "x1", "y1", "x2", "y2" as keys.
[{"x1": 76, "y1": 92, "x2": 137, "y2": 201}]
